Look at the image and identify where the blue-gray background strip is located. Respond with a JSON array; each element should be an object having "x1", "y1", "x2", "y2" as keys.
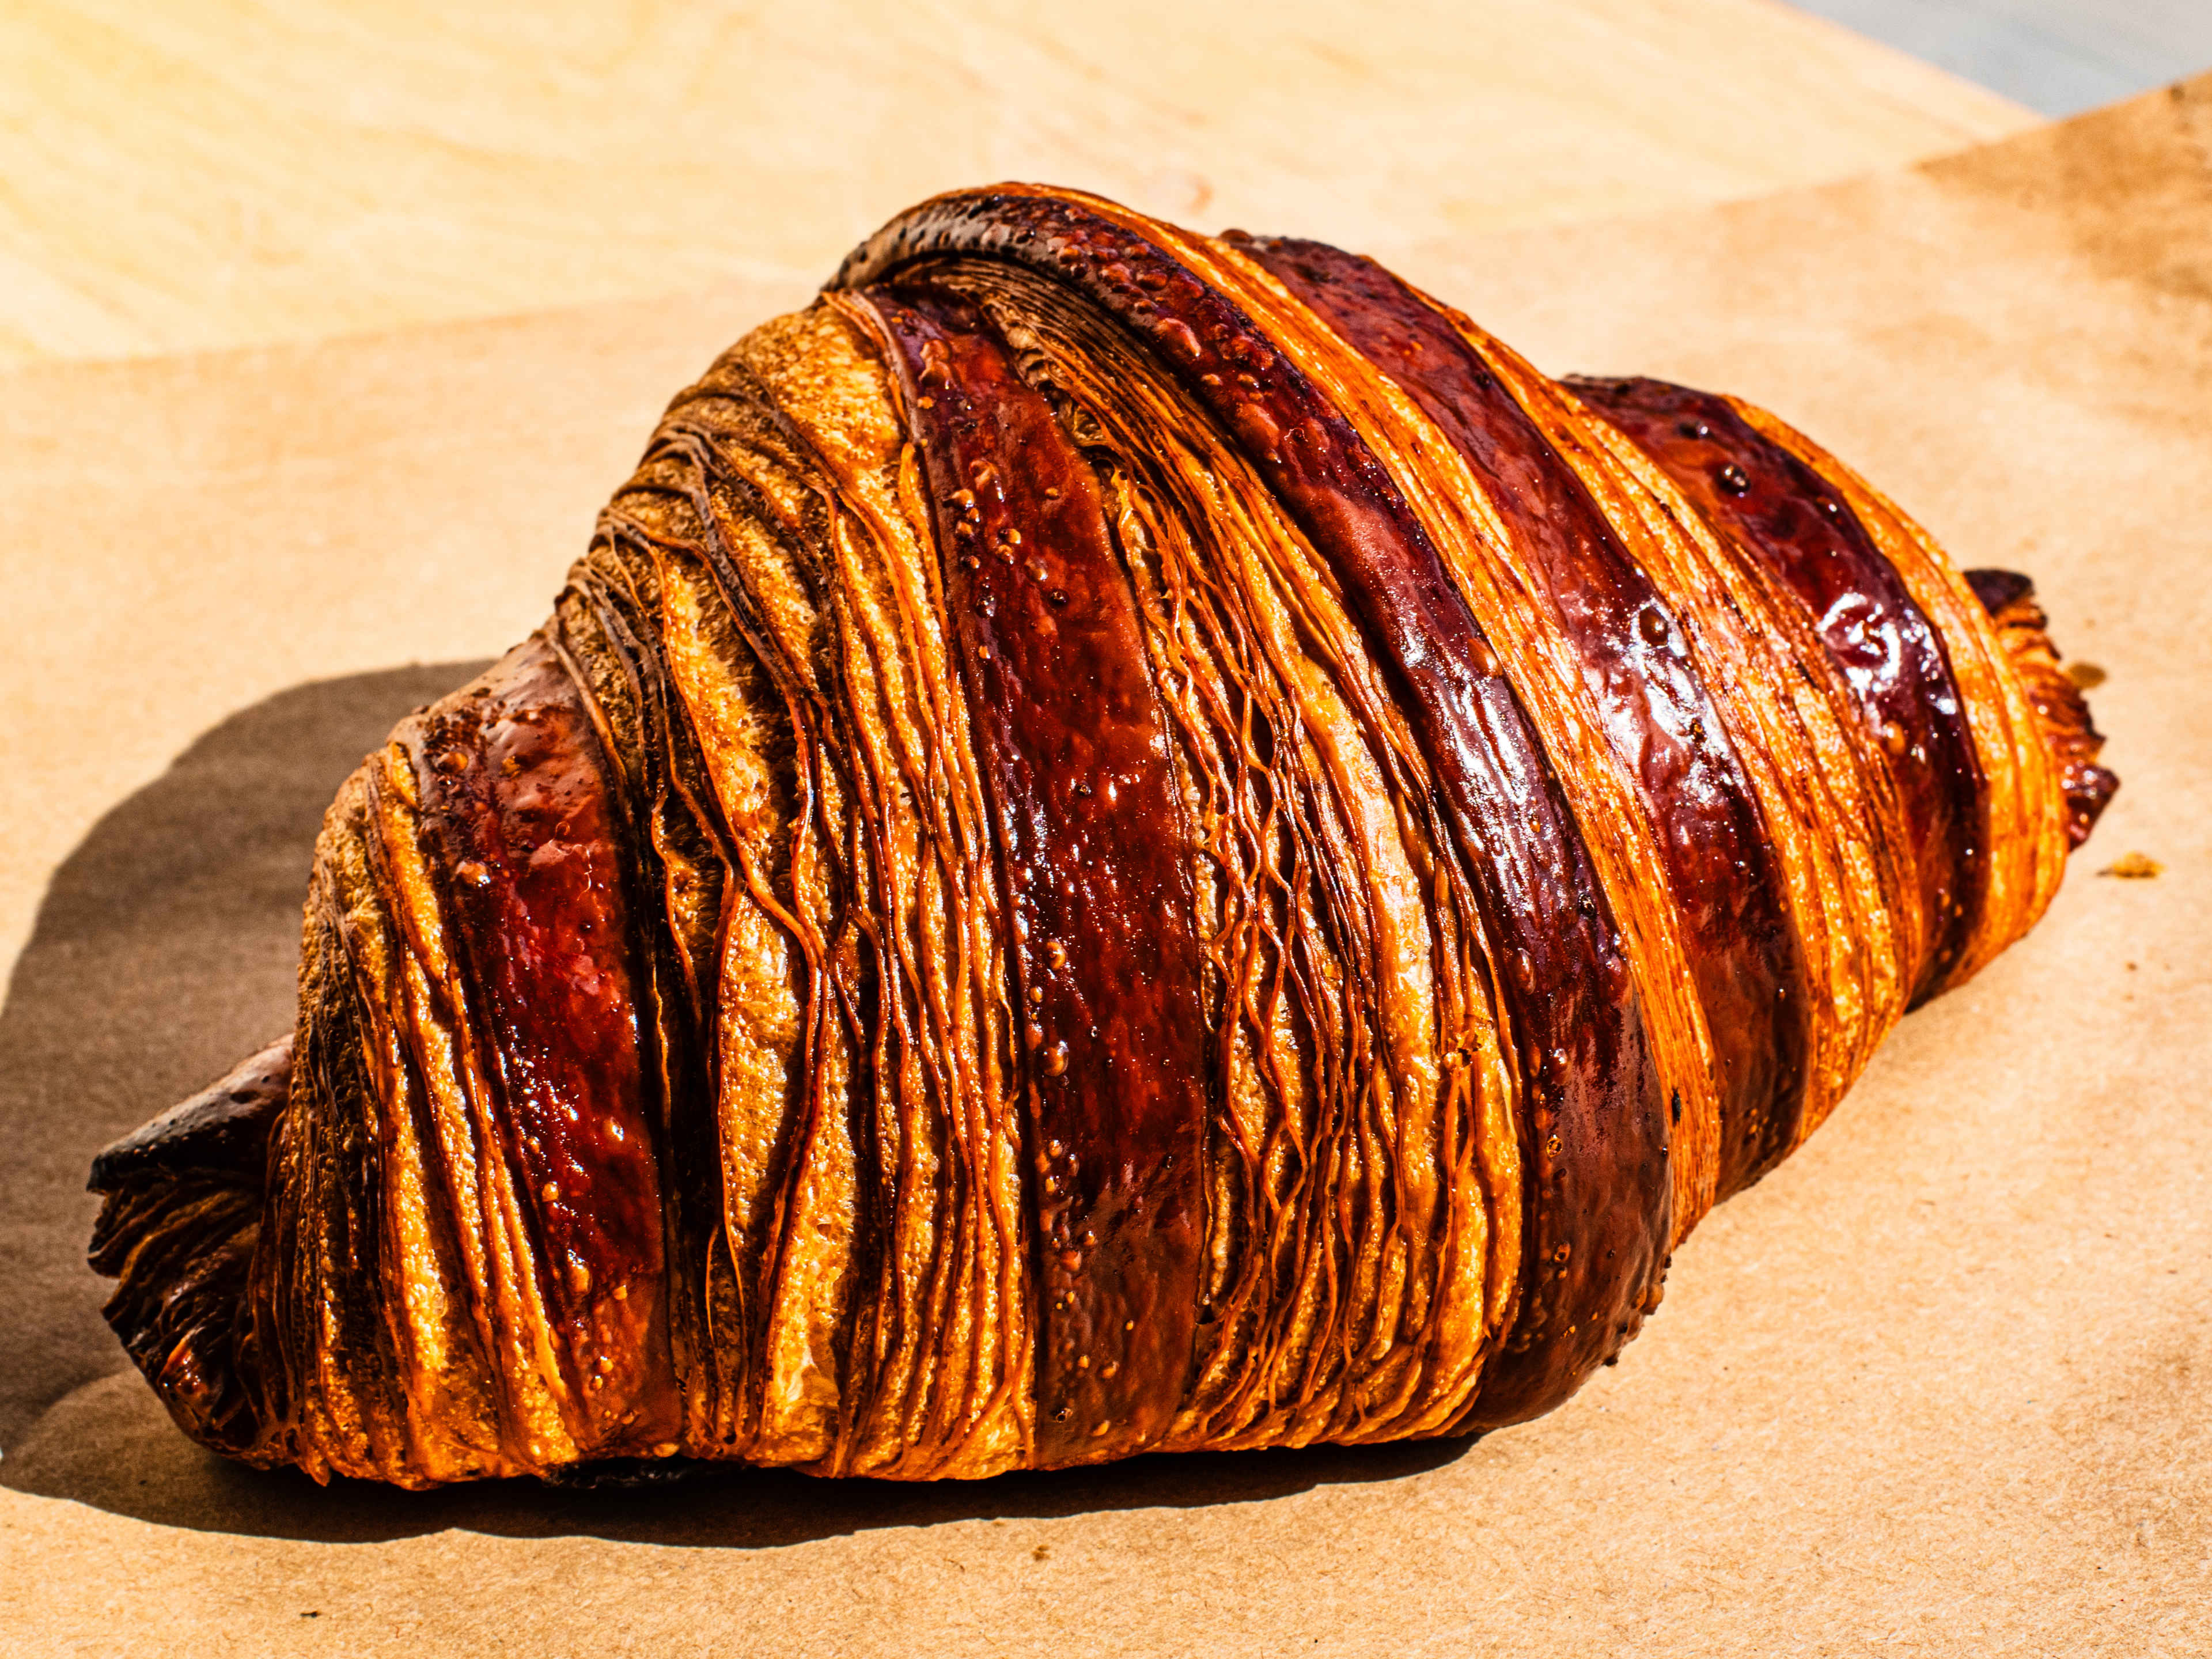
[{"x1": 1789, "y1": 0, "x2": 2212, "y2": 115}]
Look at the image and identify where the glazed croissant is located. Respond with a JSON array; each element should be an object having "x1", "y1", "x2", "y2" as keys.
[{"x1": 89, "y1": 186, "x2": 2115, "y2": 1488}]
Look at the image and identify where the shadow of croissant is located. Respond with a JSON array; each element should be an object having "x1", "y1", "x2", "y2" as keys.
[
  {"x1": 0, "y1": 662, "x2": 1478, "y2": 1545},
  {"x1": 14, "y1": 1367, "x2": 1475, "y2": 1546}
]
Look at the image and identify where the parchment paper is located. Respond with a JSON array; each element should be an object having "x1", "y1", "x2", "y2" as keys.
[{"x1": 2, "y1": 75, "x2": 2207, "y2": 1657}]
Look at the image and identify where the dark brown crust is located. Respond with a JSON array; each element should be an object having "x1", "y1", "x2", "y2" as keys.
[
  {"x1": 858, "y1": 282, "x2": 1211, "y2": 1461},
  {"x1": 1246, "y1": 238, "x2": 1811, "y2": 1199},
  {"x1": 402, "y1": 638, "x2": 680, "y2": 1452},
  {"x1": 836, "y1": 188, "x2": 1672, "y2": 1428},
  {"x1": 1571, "y1": 378, "x2": 1989, "y2": 1004},
  {"x1": 548, "y1": 558, "x2": 743, "y2": 1455}
]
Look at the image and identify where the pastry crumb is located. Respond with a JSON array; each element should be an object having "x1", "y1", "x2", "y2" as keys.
[
  {"x1": 2099, "y1": 851, "x2": 2163, "y2": 880},
  {"x1": 2065, "y1": 661, "x2": 2108, "y2": 689}
]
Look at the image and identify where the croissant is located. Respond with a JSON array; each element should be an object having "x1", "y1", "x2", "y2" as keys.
[{"x1": 88, "y1": 185, "x2": 2115, "y2": 1488}]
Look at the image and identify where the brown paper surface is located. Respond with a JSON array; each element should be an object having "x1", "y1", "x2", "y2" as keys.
[
  {"x1": 0, "y1": 0, "x2": 2032, "y2": 365},
  {"x1": 3, "y1": 78, "x2": 2207, "y2": 1656}
]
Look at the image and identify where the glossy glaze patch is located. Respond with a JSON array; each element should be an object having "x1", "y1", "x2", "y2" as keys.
[
  {"x1": 404, "y1": 638, "x2": 677, "y2": 1452},
  {"x1": 862, "y1": 282, "x2": 1211, "y2": 1461},
  {"x1": 1574, "y1": 377, "x2": 1987, "y2": 1002}
]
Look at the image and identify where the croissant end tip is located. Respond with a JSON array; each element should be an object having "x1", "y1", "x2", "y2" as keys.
[
  {"x1": 88, "y1": 1035, "x2": 291, "y2": 1194},
  {"x1": 1963, "y1": 567, "x2": 2119, "y2": 849}
]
